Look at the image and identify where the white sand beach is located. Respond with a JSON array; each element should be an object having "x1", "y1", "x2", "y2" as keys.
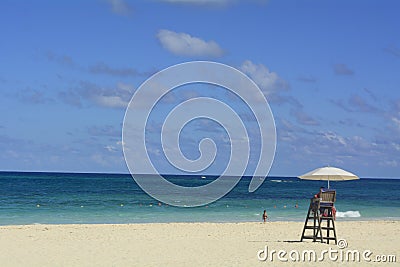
[{"x1": 0, "y1": 221, "x2": 398, "y2": 266}]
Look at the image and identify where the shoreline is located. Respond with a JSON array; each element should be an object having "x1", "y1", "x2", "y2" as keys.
[
  {"x1": 3, "y1": 219, "x2": 398, "y2": 228},
  {"x1": 1, "y1": 220, "x2": 398, "y2": 266},
  {"x1": 1, "y1": 217, "x2": 400, "y2": 227}
]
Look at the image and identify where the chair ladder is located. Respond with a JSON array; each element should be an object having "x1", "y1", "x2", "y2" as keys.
[
  {"x1": 317, "y1": 206, "x2": 337, "y2": 244},
  {"x1": 300, "y1": 199, "x2": 323, "y2": 242}
]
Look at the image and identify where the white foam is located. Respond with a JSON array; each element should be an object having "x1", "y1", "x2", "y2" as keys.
[
  {"x1": 271, "y1": 179, "x2": 282, "y2": 183},
  {"x1": 336, "y1": 210, "x2": 361, "y2": 218}
]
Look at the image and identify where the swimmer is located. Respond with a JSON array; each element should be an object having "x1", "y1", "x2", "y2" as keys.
[{"x1": 262, "y1": 210, "x2": 268, "y2": 222}]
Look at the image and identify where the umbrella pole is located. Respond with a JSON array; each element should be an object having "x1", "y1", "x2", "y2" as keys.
[{"x1": 328, "y1": 177, "x2": 330, "y2": 189}]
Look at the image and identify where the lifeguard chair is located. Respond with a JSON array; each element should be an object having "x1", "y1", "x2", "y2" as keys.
[{"x1": 300, "y1": 190, "x2": 337, "y2": 244}]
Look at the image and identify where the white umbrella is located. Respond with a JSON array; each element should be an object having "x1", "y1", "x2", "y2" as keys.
[{"x1": 298, "y1": 166, "x2": 359, "y2": 188}]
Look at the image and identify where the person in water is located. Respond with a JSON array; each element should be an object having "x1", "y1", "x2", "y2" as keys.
[{"x1": 262, "y1": 210, "x2": 268, "y2": 222}]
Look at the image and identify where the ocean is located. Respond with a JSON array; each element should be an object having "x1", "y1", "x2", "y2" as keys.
[{"x1": 0, "y1": 172, "x2": 399, "y2": 225}]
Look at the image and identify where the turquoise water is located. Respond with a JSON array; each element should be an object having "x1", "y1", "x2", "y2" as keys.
[{"x1": 0, "y1": 172, "x2": 399, "y2": 225}]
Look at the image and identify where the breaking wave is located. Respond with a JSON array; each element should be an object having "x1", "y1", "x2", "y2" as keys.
[{"x1": 336, "y1": 210, "x2": 361, "y2": 218}]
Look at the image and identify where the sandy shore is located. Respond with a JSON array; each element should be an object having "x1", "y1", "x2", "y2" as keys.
[{"x1": 0, "y1": 221, "x2": 398, "y2": 266}]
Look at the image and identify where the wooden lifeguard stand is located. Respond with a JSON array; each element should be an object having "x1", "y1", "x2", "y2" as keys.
[{"x1": 300, "y1": 190, "x2": 337, "y2": 244}]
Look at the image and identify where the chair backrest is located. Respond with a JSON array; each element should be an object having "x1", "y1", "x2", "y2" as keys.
[{"x1": 321, "y1": 190, "x2": 336, "y2": 203}]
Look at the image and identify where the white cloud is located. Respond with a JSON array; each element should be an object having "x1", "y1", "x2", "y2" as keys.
[
  {"x1": 379, "y1": 159, "x2": 398, "y2": 167},
  {"x1": 94, "y1": 95, "x2": 128, "y2": 108},
  {"x1": 392, "y1": 142, "x2": 400, "y2": 151},
  {"x1": 322, "y1": 132, "x2": 347, "y2": 146},
  {"x1": 105, "y1": 145, "x2": 117, "y2": 152},
  {"x1": 240, "y1": 60, "x2": 289, "y2": 96},
  {"x1": 238, "y1": 61, "x2": 304, "y2": 129},
  {"x1": 59, "y1": 82, "x2": 134, "y2": 109},
  {"x1": 107, "y1": 0, "x2": 133, "y2": 16},
  {"x1": 91, "y1": 82, "x2": 133, "y2": 108},
  {"x1": 392, "y1": 117, "x2": 400, "y2": 131},
  {"x1": 157, "y1": 29, "x2": 224, "y2": 57}
]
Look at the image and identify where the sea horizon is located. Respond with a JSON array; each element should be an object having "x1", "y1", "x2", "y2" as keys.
[
  {"x1": 0, "y1": 171, "x2": 399, "y2": 226},
  {"x1": 1, "y1": 170, "x2": 399, "y2": 180}
]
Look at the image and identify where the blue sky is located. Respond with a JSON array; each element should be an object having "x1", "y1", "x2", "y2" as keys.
[{"x1": 1, "y1": 0, "x2": 399, "y2": 178}]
